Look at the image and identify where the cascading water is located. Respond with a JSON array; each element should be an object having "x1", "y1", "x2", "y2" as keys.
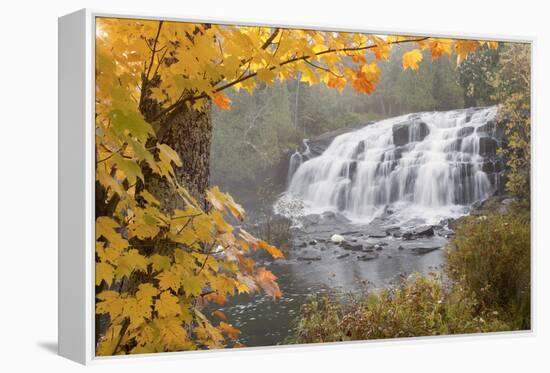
[{"x1": 279, "y1": 106, "x2": 503, "y2": 226}]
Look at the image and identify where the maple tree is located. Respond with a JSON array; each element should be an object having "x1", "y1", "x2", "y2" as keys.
[{"x1": 94, "y1": 17, "x2": 496, "y2": 355}]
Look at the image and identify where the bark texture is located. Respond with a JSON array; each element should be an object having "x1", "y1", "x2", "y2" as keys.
[{"x1": 140, "y1": 95, "x2": 213, "y2": 211}]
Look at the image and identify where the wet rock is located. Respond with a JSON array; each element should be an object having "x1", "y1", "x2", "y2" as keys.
[
  {"x1": 393, "y1": 120, "x2": 429, "y2": 146},
  {"x1": 478, "y1": 137, "x2": 498, "y2": 157},
  {"x1": 457, "y1": 126, "x2": 475, "y2": 138},
  {"x1": 398, "y1": 245, "x2": 405, "y2": 250},
  {"x1": 411, "y1": 246, "x2": 440, "y2": 255},
  {"x1": 309, "y1": 240, "x2": 318, "y2": 245},
  {"x1": 413, "y1": 225, "x2": 434, "y2": 237},
  {"x1": 297, "y1": 242, "x2": 308, "y2": 248},
  {"x1": 402, "y1": 232, "x2": 415, "y2": 240},
  {"x1": 342, "y1": 243, "x2": 364, "y2": 251},
  {"x1": 297, "y1": 256, "x2": 322, "y2": 261},
  {"x1": 375, "y1": 244, "x2": 383, "y2": 251},
  {"x1": 302, "y1": 214, "x2": 321, "y2": 227},
  {"x1": 357, "y1": 253, "x2": 379, "y2": 261},
  {"x1": 336, "y1": 253, "x2": 350, "y2": 260}
]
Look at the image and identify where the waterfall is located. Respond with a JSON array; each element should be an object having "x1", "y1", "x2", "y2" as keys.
[
  {"x1": 281, "y1": 106, "x2": 502, "y2": 225},
  {"x1": 287, "y1": 150, "x2": 303, "y2": 184}
]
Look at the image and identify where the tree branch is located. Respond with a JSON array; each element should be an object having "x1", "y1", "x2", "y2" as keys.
[{"x1": 150, "y1": 36, "x2": 429, "y2": 122}]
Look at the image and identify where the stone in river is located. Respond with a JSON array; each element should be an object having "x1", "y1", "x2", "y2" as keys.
[
  {"x1": 336, "y1": 253, "x2": 350, "y2": 259},
  {"x1": 357, "y1": 253, "x2": 379, "y2": 261},
  {"x1": 342, "y1": 242, "x2": 364, "y2": 251},
  {"x1": 411, "y1": 246, "x2": 440, "y2": 255},
  {"x1": 330, "y1": 234, "x2": 345, "y2": 243},
  {"x1": 297, "y1": 256, "x2": 322, "y2": 261}
]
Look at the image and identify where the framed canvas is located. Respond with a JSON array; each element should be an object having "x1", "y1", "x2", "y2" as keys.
[{"x1": 58, "y1": 9, "x2": 532, "y2": 364}]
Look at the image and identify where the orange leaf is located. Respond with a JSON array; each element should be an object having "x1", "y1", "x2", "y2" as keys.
[
  {"x1": 212, "y1": 92, "x2": 231, "y2": 110},
  {"x1": 255, "y1": 267, "x2": 282, "y2": 299},
  {"x1": 219, "y1": 322, "x2": 241, "y2": 340},
  {"x1": 211, "y1": 310, "x2": 227, "y2": 321},
  {"x1": 258, "y1": 240, "x2": 285, "y2": 259}
]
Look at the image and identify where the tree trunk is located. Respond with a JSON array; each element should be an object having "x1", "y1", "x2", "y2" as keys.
[{"x1": 141, "y1": 99, "x2": 213, "y2": 211}]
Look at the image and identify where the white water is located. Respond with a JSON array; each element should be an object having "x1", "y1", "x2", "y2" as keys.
[{"x1": 278, "y1": 107, "x2": 500, "y2": 226}]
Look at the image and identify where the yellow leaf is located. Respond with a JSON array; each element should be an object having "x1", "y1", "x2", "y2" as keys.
[
  {"x1": 256, "y1": 68, "x2": 276, "y2": 84},
  {"x1": 96, "y1": 262, "x2": 114, "y2": 286},
  {"x1": 402, "y1": 49, "x2": 423, "y2": 70},
  {"x1": 156, "y1": 291, "x2": 181, "y2": 318}
]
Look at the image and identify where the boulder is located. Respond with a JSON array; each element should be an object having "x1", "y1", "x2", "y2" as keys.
[
  {"x1": 413, "y1": 225, "x2": 434, "y2": 237},
  {"x1": 330, "y1": 234, "x2": 345, "y2": 243},
  {"x1": 392, "y1": 120, "x2": 429, "y2": 146},
  {"x1": 457, "y1": 126, "x2": 474, "y2": 138},
  {"x1": 478, "y1": 137, "x2": 498, "y2": 157}
]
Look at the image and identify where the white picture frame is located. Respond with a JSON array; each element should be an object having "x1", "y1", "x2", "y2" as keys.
[{"x1": 58, "y1": 8, "x2": 534, "y2": 365}]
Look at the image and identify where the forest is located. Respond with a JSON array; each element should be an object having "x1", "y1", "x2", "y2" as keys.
[{"x1": 94, "y1": 18, "x2": 530, "y2": 355}]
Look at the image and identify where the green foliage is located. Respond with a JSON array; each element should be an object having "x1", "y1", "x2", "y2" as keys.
[
  {"x1": 446, "y1": 211, "x2": 531, "y2": 329},
  {"x1": 290, "y1": 275, "x2": 510, "y2": 344},
  {"x1": 493, "y1": 43, "x2": 531, "y2": 203},
  {"x1": 457, "y1": 45, "x2": 500, "y2": 106}
]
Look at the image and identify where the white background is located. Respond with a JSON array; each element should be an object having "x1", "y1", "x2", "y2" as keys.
[{"x1": 0, "y1": 0, "x2": 548, "y2": 371}]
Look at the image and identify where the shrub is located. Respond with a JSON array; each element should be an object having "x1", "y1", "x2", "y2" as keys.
[
  {"x1": 446, "y1": 211, "x2": 531, "y2": 329},
  {"x1": 290, "y1": 275, "x2": 510, "y2": 344}
]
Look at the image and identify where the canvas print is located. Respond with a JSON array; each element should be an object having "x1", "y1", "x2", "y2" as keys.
[{"x1": 94, "y1": 16, "x2": 531, "y2": 355}]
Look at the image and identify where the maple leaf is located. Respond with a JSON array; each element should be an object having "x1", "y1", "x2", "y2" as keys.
[
  {"x1": 156, "y1": 291, "x2": 181, "y2": 318},
  {"x1": 96, "y1": 262, "x2": 114, "y2": 286},
  {"x1": 255, "y1": 267, "x2": 282, "y2": 299},
  {"x1": 402, "y1": 49, "x2": 423, "y2": 70},
  {"x1": 212, "y1": 92, "x2": 232, "y2": 110},
  {"x1": 219, "y1": 322, "x2": 241, "y2": 340}
]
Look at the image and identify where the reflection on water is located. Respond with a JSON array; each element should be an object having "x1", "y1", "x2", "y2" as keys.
[{"x1": 215, "y1": 237, "x2": 445, "y2": 347}]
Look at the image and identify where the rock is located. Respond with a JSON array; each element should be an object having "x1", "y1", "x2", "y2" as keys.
[
  {"x1": 342, "y1": 242, "x2": 364, "y2": 252},
  {"x1": 457, "y1": 126, "x2": 475, "y2": 138},
  {"x1": 392, "y1": 120, "x2": 429, "y2": 146},
  {"x1": 297, "y1": 242, "x2": 308, "y2": 248},
  {"x1": 336, "y1": 253, "x2": 350, "y2": 260},
  {"x1": 411, "y1": 247, "x2": 440, "y2": 255},
  {"x1": 478, "y1": 137, "x2": 498, "y2": 157},
  {"x1": 330, "y1": 234, "x2": 345, "y2": 243},
  {"x1": 357, "y1": 253, "x2": 379, "y2": 261},
  {"x1": 398, "y1": 245, "x2": 405, "y2": 250},
  {"x1": 386, "y1": 226, "x2": 401, "y2": 236},
  {"x1": 309, "y1": 240, "x2": 318, "y2": 245},
  {"x1": 413, "y1": 225, "x2": 434, "y2": 237},
  {"x1": 375, "y1": 244, "x2": 383, "y2": 251},
  {"x1": 302, "y1": 214, "x2": 321, "y2": 227},
  {"x1": 297, "y1": 256, "x2": 322, "y2": 261},
  {"x1": 402, "y1": 232, "x2": 415, "y2": 240}
]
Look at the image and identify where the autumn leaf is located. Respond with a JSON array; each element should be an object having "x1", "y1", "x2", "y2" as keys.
[
  {"x1": 212, "y1": 92, "x2": 232, "y2": 110},
  {"x1": 219, "y1": 322, "x2": 241, "y2": 340},
  {"x1": 96, "y1": 262, "x2": 114, "y2": 286},
  {"x1": 156, "y1": 291, "x2": 181, "y2": 318},
  {"x1": 402, "y1": 49, "x2": 423, "y2": 70}
]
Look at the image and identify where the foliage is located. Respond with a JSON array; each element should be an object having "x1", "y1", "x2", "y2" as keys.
[
  {"x1": 492, "y1": 43, "x2": 531, "y2": 203},
  {"x1": 290, "y1": 275, "x2": 510, "y2": 344},
  {"x1": 95, "y1": 18, "x2": 495, "y2": 354},
  {"x1": 457, "y1": 45, "x2": 501, "y2": 107},
  {"x1": 446, "y1": 210, "x2": 531, "y2": 329}
]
